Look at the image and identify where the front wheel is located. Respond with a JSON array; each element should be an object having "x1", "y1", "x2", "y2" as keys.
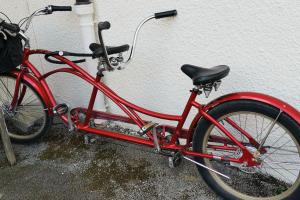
[
  {"x1": 193, "y1": 100, "x2": 300, "y2": 200},
  {"x1": 0, "y1": 74, "x2": 52, "y2": 142}
]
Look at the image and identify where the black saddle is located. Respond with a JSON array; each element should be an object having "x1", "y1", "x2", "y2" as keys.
[
  {"x1": 181, "y1": 64, "x2": 230, "y2": 85},
  {"x1": 89, "y1": 43, "x2": 129, "y2": 58}
]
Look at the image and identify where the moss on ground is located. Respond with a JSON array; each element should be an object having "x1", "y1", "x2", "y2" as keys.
[
  {"x1": 39, "y1": 132, "x2": 88, "y2": 161},
  {"x1": 82, "y1": 147, "x2": 154, "y2": 198}
]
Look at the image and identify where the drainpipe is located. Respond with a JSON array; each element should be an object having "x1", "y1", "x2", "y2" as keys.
[{"x1": 73, "y1": 0, "x2": 106, "y2": 111}]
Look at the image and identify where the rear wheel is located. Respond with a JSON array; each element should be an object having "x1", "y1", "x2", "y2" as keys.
[
  {"x1": 193, "y1": 100, "x2": 300, "y2": 200},
  {"x1": 0, "y1": 74, "x2": 52, "y2": 142}
]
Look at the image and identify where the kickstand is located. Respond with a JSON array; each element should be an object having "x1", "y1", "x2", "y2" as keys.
[{"x1": 0, "y1": 109, "x2": 16, "y2": 165}]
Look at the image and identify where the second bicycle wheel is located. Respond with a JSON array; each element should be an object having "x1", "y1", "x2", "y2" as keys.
[
  {"x1": 0, "y1": 74, "x2": 52, "y2": 142},
  {"x1": 193, "y1": 100, "x2": 300, "y2": 200}
]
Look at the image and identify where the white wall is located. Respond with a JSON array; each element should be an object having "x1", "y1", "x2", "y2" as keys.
[
  {"x1": 1, "y1": 0, "x2": 300, "y2": 127},
  {"x1": 96, "y1": 0, "x2": 300, "y2": 126},
  {"x1": 1, "y1": 0, "x2": 94, "y2": 107}
]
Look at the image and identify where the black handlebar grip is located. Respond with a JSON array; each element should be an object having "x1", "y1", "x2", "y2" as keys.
[
  {"x1": 0, "y1": 21, "x2": 20, "y2": 33},
  {"x1": 154, "y1": 10, "x2": 177, "y2": 19},
  {"x1": 98, "y1": 21, "x2": 111, "y2": 31},
  {"x1": 50, "y1": 5, "x2": 72, "y2": 12}
]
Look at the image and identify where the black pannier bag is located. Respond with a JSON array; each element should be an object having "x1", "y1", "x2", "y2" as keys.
[{"x1": 0, "y1": 32, "x2": 23, "y2": 73}]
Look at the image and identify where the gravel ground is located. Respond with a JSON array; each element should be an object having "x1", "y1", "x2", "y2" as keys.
[{"x1": 0, "y1": 121, "x2": 219, "y2": 200}]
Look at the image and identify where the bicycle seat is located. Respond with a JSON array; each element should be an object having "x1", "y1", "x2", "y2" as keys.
[
  {"x1": 89, "y1": 43, "x2": 129, "y2": 58},
  {"x1": 181, "y1": 64, "x2": 230, "y2": 85}
]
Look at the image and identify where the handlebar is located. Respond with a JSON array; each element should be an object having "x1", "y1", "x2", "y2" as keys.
[
  {"x1": 50, "y1": 5, "x2": 72, "y2": 12},
  {"x1": 154, "y1": 10, "x2": 177, "y2": 19},
  {"x1": 45, "y1": 5, "x2": 72, "y2": 14},
  {"x1": 96, "y1": 9, "x2": 178, "y2": 69},
  {"x1": 0, "y1": 20, "x2": 20, "y2": 33},
  {"x1": 44, "y1": 51, "x2": 92, "y2": 64}
]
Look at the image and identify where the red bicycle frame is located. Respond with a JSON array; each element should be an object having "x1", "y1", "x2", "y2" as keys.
[{"x1": 10, "y1": 47, "x2": 300, "y2": 166}]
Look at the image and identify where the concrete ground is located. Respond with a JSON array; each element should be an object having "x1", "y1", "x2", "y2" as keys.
[{"x1": 0, "y1": 122, "x2": 219, "y2": 200}]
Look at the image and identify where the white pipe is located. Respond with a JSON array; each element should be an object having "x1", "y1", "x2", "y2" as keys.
[{"x1": 73, "y1": 3, "x2": 106, "y2": 111}]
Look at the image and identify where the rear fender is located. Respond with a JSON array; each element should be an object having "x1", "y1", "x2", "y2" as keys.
[
  {"x1": 204, "y1": 92, "x2": 300, "y2": 124},
  {"x1": 189, "y1": 92, "x2": 300, "y2": 140}
]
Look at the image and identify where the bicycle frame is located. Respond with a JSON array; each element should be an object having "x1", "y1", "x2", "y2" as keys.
[{"x1": 9, "y1": 47, "x2": 300, "y2": 166}]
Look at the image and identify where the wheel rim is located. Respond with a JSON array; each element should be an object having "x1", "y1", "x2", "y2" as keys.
[
  {"x1": 0, "y1": 76, "x2": 47, "y2": 140},
  {"x1": 202, "y1": 111, "x2": 300, "y2": 199}
]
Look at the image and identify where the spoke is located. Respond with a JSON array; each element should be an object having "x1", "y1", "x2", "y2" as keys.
[
  {"x1": 244, "y1": 114, "x2": 248, "y2": 130},
  {"x1": 238, "y1": 114, "x2": 242, "y2": 130},
  {"x1": 258, "y1": 111, "x2": 282, "y2": 150},
  {"x1": 18, "y1": 104, "x2": 42, "y2": 107},
  {"x1": 263, "y1": 161, "x2": 292, "y2": 182},
  {"x1": 16, "y1": 109, "x2": 43, "y2": 114},
  {"x1": 253, "y1": 114, "x2": 262, "y2": 142},
  {"x1": 264, "y1": 152, "x2": 299, "y2": 156},
  {"x1": 264, "y1": 158, "x2": 299, "y2": 177},
  {"x1": 259, "y1": 116, "x2": 265, "y2": 142},
  {"x1": 17, "y1": 110, "x2": 43, "y2": 118},
  {"x1": 0, "y1": 95, "x2": 8, "y2": 103},
  {"x1": 264, "y1": 161, "x2": 300, "y2": 166},
  {"x1": 22, "y1": 92, "x2": 36, "y2": 105},
  {"x1": 203, "y1": 110, "x2": 300, "y2": 198},
  {"x1": 17, "y1": 110, "x2": 43, "y2": 116},
  {"x1": 264, "y1": 130, "x2": 287, "y2": 150},
  {"x1": 255, "y1": 114, "x2": 259, "y2": 141},
  {"x1": 0, "y1": 79, "x2": 13, "y2": 101},
  {"x1": 264, "y1": 146, "x2": 298, "y2": 154},
  {"x1": 22, "y1": 97, "x2": 38, "y2": 106},
  {"x1": 257, "y1": 118, "x2": 281, "y2": 144},
  {"x1": 263, "y1": 139, "x2": 295, "y2": 160},
  {"x1": 261, "y1": 166, "x2": 300, "y2": 171}
]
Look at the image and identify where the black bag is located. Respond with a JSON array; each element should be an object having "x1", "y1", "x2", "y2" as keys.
[{"x1": 0, "y1": 32, "x2": 23, "y2": 73}]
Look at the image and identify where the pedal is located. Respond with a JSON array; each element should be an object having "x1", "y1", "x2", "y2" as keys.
[
  {"x1": 168, "y1": 152, "x2": 182, "y2": 168},
  {"x1": 54, "y1": 103, "x2": 74, "y2": 132},
  {"x1": 138, "y1": 122, "x2": 161, "y2": 153},
  {"x1": 138, "y1": 122, "x2": 158, "y2": 136},
  {"x1": 53, "y1": 103, "x2": 69, "y2": 115}
]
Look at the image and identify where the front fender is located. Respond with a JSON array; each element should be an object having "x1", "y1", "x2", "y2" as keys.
[
  {"x1": 9, "y1": 70, "x2": 54, "y2": 115},
  {"x1": 204, "y1": 92, "x2": 300, "y2": 125}
]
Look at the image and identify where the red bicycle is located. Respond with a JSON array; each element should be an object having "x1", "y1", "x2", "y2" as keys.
[{"x1": 1, "y1": 5, "x2": 300, "y2": 200}]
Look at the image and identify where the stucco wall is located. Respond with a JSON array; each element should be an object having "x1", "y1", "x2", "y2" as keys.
[
  {"x1": 1, "y1": 0, "x2": 300, "y2": 127},
  {"x1": 96, "y1": 0, "x2": 300, "y2": 126},
  {"x1": 1, "y1": 0, "x2": 93, "y2": 108}
]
